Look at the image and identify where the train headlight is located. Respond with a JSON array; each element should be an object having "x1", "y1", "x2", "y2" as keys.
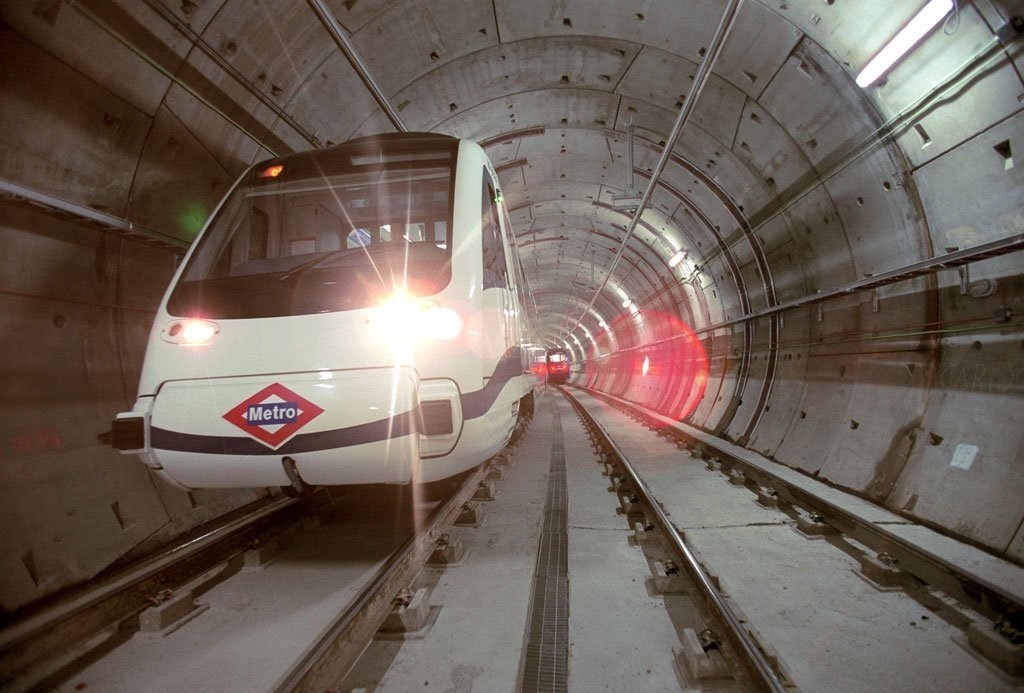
[
  {"x1": 162, "y1": 319, "x2": 219, "y2": 347},
  {"x1": 424, "y1": 306, "x2": 462, "y2": 340},
  {"x1": 378, "y1": 295, "x2": 462, "y2": 342}
]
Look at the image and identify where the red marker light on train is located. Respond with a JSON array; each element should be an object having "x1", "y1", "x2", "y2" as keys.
[{"x1": 258, "y1": 164, "x2": 285, "y2": 179}]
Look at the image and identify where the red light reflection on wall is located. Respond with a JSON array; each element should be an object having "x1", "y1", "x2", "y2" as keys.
[
  {"x1": 668, "y1": 317, "x2": 709, "y2": 420},
  {"x1": 585, "y1": 311, "x2": 708, "y2": 421}
]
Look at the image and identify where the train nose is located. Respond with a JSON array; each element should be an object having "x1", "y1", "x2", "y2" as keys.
[{"x1": 130, "y1": 367, "x2": 422, "y2": 488}]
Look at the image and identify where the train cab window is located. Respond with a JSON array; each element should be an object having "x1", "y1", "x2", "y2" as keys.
[
  {"x1": 167, "y1": 136, "x2": 458, "y2": 318},
  {"x1": 248, "y1": 209, "x2": 268, "y2": 260},
  {"x1": 482, "y1": 172, "x2": 508, "y2": 289},
  {"x1": 347, "y1": 228, "x2": 371, "y2": 248},
  {"x1": 406, "y1": 223, "x2": 427, "y2": 243}
]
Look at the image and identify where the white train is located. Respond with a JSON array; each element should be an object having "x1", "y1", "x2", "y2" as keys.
[{"x1": 111, "y1": 133, "x2": 543, "y2": 494}]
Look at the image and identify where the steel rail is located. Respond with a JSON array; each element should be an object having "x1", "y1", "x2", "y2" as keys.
[
  {"x1": 273, "y1": 459, "x2": 498, "y2": 691},
  {"x1": 0, "y1": 496, "x2": 296, "y2": 653},
  {"x1": 561, "y1": 388, "x2": 791, "y2": 693},
  {"x1": 591, "y1": 388, "x2": 1024, "y2": 623}
]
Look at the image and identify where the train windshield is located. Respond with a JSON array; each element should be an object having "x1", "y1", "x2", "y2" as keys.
[
  {"x1": 547, "y1": 350, "x2": 569, "y2": 364},
  {"x1": 167, "y1": 137, "x2": 457, "y2": 318}
]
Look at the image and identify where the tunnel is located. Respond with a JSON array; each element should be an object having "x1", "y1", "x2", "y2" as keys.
[{"x1": 0, "y1": 0, "x2": 1022, "y2": 634}]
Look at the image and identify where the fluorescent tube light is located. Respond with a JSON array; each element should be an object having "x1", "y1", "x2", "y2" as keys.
[
  {"x1": 856, "y1": 0, "x2": 954, "y2": 88},
  {"x1": 669, "y1": 249, "x2": 687, "y2": 268}
]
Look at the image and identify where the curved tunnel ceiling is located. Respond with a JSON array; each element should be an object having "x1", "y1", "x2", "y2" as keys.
[{"x1": 1, "y1": 0, "x2": 1020, "y2": 354}]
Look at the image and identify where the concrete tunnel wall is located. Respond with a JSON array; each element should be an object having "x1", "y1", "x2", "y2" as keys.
[
  {"x1": 573, "y1": 18, "x2": 1024, "y2": 565},
  {"x1": 0, "y1": 0, "x2": 1022, "y2": 615}
]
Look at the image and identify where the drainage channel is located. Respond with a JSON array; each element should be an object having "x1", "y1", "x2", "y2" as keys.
[{"x1": 518, "y1": 407, "x2": 569, "y2": 692}]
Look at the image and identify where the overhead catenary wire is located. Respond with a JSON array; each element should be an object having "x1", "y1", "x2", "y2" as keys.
[
  {"x1": 306, "y1": 0, "x2": 408, "y2": 133},
  {"x1": 559, "y1": 0, "x2": 746, "y2": 345},
  {"x1": 67, "y1": 0, "x2": 286, "y2": 157}
]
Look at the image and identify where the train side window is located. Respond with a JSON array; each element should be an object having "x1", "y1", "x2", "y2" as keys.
[{"x1": 482, "y1": 171, "x2": 508, "y2": 289}]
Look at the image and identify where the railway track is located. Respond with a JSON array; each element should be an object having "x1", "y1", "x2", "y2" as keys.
[
  {"x1": 0, "y1": 495, "x2": 306, "y2": 689},
  {"x1": 564, "y1": 385, "x2": 1024, "y2": 690},
  {"x1": 0, "y1": 449, "x2": 500, "y2": 692},
  {"x1": 561, "y1": 387, "x2": 793, "y2": 691},
  {"x1": 5, "y1": 389, "x2": 1021, "y2": 691},
  {"x1": 274, "y1": 451, "x2": 513, "y2": 691},
  {"x1": 340, "y1": 387, "x2": 792, "y2": 691}
]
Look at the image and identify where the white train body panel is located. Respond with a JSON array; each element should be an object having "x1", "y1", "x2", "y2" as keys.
[{"x1": 114, "y1": 134, "x2": 540, "y2": 489}]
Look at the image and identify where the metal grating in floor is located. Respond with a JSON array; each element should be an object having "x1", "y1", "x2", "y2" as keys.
[{"x1": 519, "y1": 407, "x2": 569, "y2": 693}]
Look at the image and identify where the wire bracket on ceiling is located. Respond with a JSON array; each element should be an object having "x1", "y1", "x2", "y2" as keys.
[{"x1": 612, "y1": 121, "x2": 646, "y2": 213}]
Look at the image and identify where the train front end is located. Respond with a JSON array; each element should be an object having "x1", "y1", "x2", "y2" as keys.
[{"x1": 110, "y1": 134, "x2": 494, "y2": 491}]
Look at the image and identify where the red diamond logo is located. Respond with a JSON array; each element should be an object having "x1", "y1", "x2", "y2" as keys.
[{"x1": 223, "y1": 383, "x2": 324, "y2": 449}]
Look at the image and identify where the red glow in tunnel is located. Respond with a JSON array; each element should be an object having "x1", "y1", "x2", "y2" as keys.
[
  {"x1": 585, "y1": 311, "x2": 709, "y2": 421},
  {"x1": 671, "y1": 318, "x2": 709, "y2": 420}
]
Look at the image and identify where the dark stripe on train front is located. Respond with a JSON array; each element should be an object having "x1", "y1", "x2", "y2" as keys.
[
  {"x1": 150, "y1": 347, "x2": 530, "y2": 455},
  {"x1": 151, "y1": 409, "x2": 418, "y2": 455}
]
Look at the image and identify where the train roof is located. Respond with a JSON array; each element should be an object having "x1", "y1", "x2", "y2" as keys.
[
  {"x1": 249, "y1": 133, "x2": 460, "y2": 179},
  {"x1": 342, "y1": 132, "x2": 457, "y2": 146}
]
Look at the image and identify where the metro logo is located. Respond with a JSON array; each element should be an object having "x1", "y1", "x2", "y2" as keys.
[
  {"x1": 223, "y1": 383, "x2": 324, "y2": 449},
  {"x1": 246, "y1": 402, "x2": 299, "y2": 426}
]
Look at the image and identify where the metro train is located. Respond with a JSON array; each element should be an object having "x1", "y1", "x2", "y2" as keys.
[
  {"x1": 545, "y1": 347, "x2": 571, "y2": 384},
  {"x1": 110, "y1": 133, "x2": 542, "y2": 495}
]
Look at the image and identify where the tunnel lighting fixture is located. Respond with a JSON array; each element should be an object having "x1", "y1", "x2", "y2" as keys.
[
  {"x1": 622, "y1": 297, "x2": 632, "y2": 308},
  {"x1": 668, "y1": 249, "x2": 687, "y2": 268},
  {"x1": 855, "y1": 0, "x2": 954, "y2": 88}
]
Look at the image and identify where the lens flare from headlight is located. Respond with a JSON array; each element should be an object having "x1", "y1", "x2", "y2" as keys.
[{"x1": 378, "y1": 294, "x2": 462, "y2": 343}]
